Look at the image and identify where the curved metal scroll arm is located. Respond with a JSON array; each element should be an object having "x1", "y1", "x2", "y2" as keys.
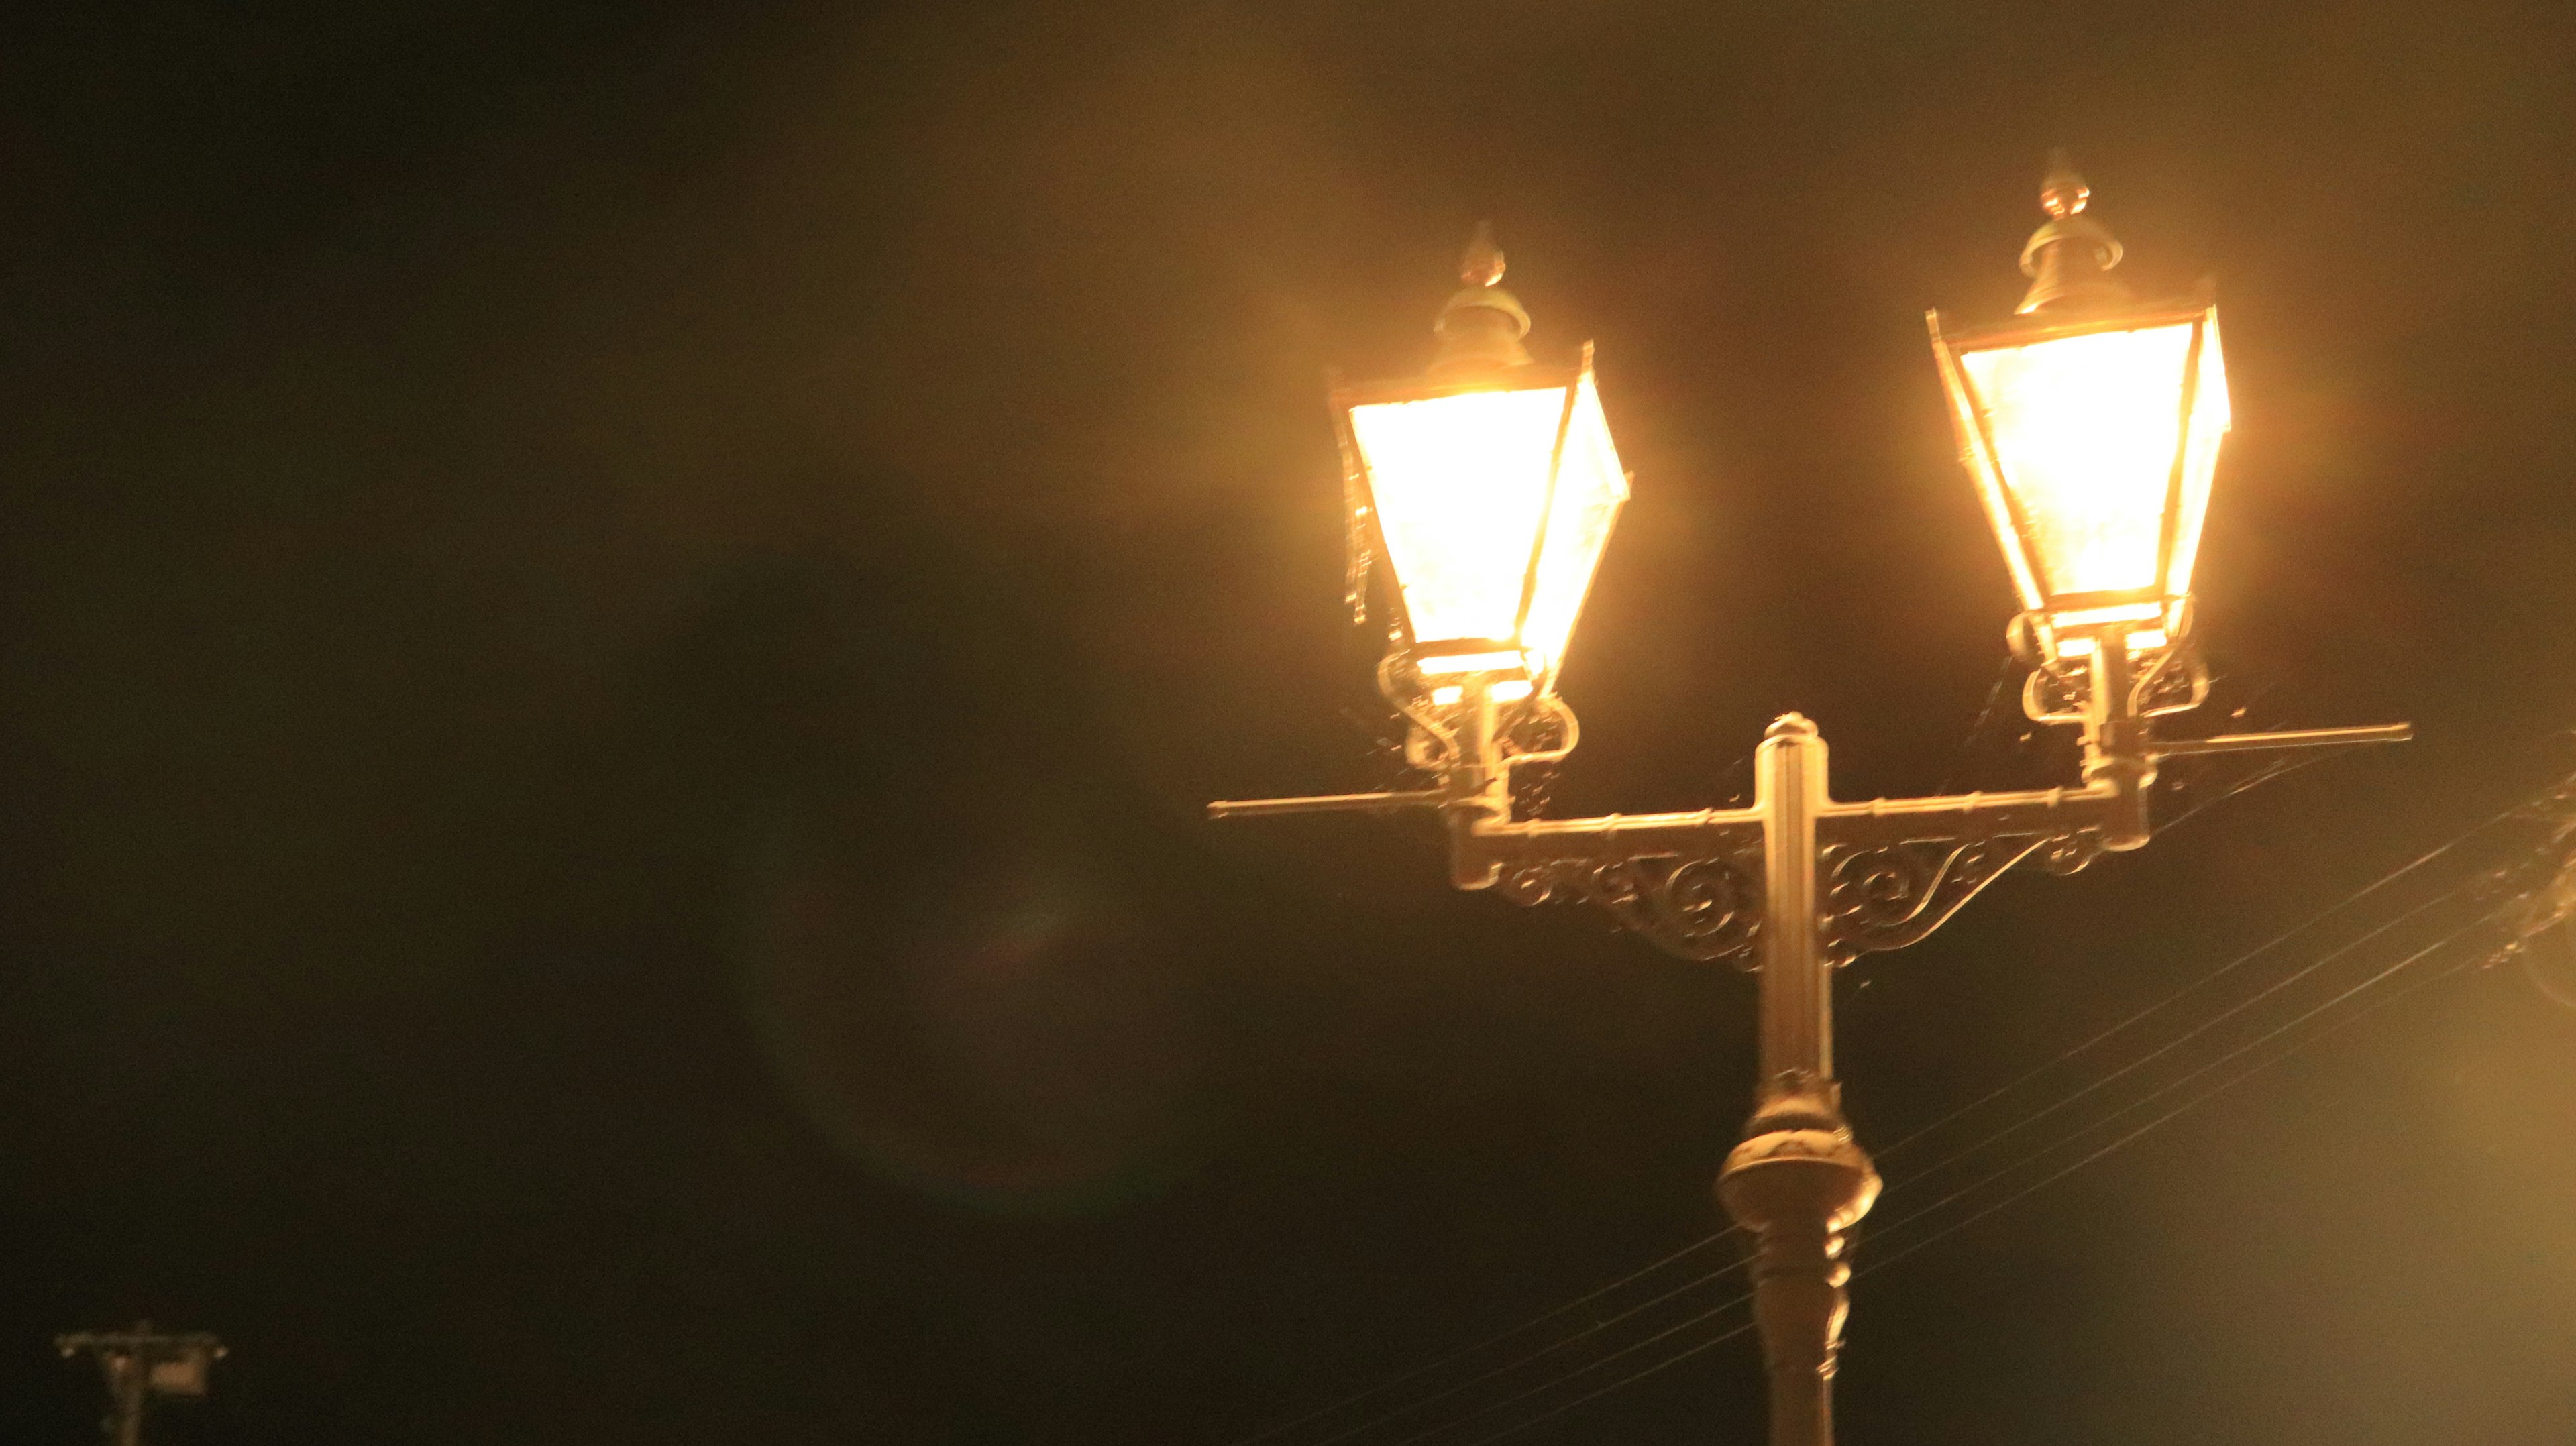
[
  {"x1": 1822, "y1": 829, "x2": 2105, "y2": 961},
  {"x1": 1495, "y1": 850, "x2": 1764, "y2": 966}
]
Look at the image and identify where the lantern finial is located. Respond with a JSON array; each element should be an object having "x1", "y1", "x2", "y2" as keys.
[
  {"x1": 2017, "y1": 150, "x2": 2128, "y2": 314},
  {"x1": 2039, "y1": 148, "x2": 2090, "y2": 219},
  {"x1": 1460, "y1": 221, "x2": 1507, "y2": 288},
  {"x1": 1430, "y1": 221, "x2": 1533, "y2": 380}
]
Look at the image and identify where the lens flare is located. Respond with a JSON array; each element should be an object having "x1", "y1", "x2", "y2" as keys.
[{"x1": 738, "y1": 820, "x2": 1201, "y2": 1215}]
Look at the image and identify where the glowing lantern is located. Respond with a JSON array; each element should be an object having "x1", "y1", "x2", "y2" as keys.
[
  {"x1": 147, "y1": 1350, "x2": 212, "y2": 1397},
  {"x1": 1929, "y1": 156, "x2": 2229, "y2": 661},
  {"x1": 1334, "y1": 227, "x2": 1629, "y2": 700}
]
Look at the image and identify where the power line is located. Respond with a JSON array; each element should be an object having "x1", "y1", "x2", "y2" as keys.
[
  {"x1": 2151, "y1": 748, "x2": 2326, "y2": 837},
  {"x1": 1875, "y1": 865, "x2": 2503, "y2": 1197},
  {"x1": 1220, "y1": 773, "x2": 2573, "y2": 1446},
  {"x1": 1866, "y1": 902, "x2": 2508, "y2": 1252},
  {"x1": 1221, "y1": 1231, "x2": 1735, "y2": 1446},
  {"x1": 1936, "y1": 655, "x2": 2025, "y2": 797},
  {"x1": 1299, "y1": 1238, "x2": 1739, "y2": 1446},
  {"x1": 1339, "y1": 888, "x2": 2524, "y2": 1446},
  {"x1": 1412, "y1": 910, "x2": 2505, "y2": 1446},
  {"x1": 1449, "y1": 1319, "x2": 1759, "y2": 1446},
  {"x1": 1858, "y1": 922, "x2": 2500, "y2": 1280},
  {"x1": 1383, "y1": 1290, "x2": 1756, "y2": 1446},
  {"x1": 1871, "y1": 778, "x2": 2555, "y2": 1165}
]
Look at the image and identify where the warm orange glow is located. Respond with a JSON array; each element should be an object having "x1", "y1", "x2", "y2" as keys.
[
  {"x1": 2054, "y1": 629, "x2": 2167, "y2": 659},
  {"x1": 2047, "y1": 600, "x2": 2168, "y2": 657},
  {"x1": 1428, "y1": 679, "x2": 1533, "y2": 706},
  {"x1": 1351, "y1": 386, "x2": 1570, "y2": 648},
  {"x1": 1348, "y1": 371, "x2": 1627, "y2": 685},
  {"x1": 1419, "y1": 650, "x2": 1525, "y2": 675},
  {"x1": 1958, "y1": 322, "x2": 2216, "y2": 602}
]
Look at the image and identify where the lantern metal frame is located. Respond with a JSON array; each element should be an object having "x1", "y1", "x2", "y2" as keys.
[
  {"x1": 1927, "y1": 293, "x2": 2222, "y2": 662},
  {"x1": 1330, "y1": 341, "x2": 1623, "y2": 700}
]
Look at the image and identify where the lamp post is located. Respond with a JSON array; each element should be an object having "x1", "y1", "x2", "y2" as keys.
[
  {"x1": 1212, "y1": 164, "x2": 2412, "y2": 1446},
  {"x1": 56, "y1": 1324, "x2": 225, "y2": 1446}
]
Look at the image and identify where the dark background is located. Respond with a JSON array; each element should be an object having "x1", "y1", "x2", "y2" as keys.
[{"x1": 1, "y1": 1, "x2": 2572, "y2": 1442}]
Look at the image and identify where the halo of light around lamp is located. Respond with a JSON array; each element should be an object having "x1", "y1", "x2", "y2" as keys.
[{"x1": 1334, "y1": 347, "x2": 1628, "y2": 699}]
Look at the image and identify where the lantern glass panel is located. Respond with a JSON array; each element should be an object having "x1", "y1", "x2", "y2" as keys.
[
  {"x1": 1519, "y1": 371, "x2": 1627, "y2": 682},
  {"x1": 1347, "y1": 384, "x2": 1571, "y2": 650},
  {"x1": 2163, "y1": 319, "x2": 2230, "y2": 598},
  {"x1": 1957, "y1": 321, "x2": 2201, "y2": 601}
]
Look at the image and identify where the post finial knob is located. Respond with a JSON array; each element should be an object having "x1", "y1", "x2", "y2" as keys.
[
  {"x1": 1429, "y1": 222, "x2": 1532, "y2": 380},
  {"x1": 2039, "y1": 147, "x2": 2090, "y2": 219},
  {"x1": 1460, "y1": 220, "x2": 1506, "y2": 288},
  {"x1": 2017, "y1": 150, "x2": 2127, "y2": 313}
]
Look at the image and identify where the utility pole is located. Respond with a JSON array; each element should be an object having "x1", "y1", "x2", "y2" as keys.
[{"x1": 56, "y1": 1324, "x2": 225, "y2": 1446}]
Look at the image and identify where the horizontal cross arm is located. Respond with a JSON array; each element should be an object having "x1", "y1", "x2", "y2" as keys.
[
  {"x1": 1206, "y1": 789, "x2": 1447, "y2": 818},
  {"x1": 1819, "y1": 780, "x2": 2123, "y2": 850},
  {"x1": 1466, "y1": 805, "x2": 1766, "y2": 867},
  {"x1": 2149, "y1": 722, "x2": 2413, "y2": 757}
]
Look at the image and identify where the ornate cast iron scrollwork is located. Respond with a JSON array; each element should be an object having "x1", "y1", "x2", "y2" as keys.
[
  {"x1": 1497, "y1": 851, "x2": 1763, "y2": 966},
  {"x1": 1822, "y1": 830, "x2": 2104, "y2": 961}
]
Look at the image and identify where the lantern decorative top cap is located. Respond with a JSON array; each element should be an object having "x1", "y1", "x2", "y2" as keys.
[
  {"x1": 1430, "y1": 221, "x2": 1533, "y2": 380},
  {"x1": 1766, "y1": 712, "x2": 1818, "y2": 740},
  {"x1": 2039, "y1": 148, "x2": 2091, "y2": 219},
  {"x1": 2017, "y1": 150, "x2": 2128, "y2": 314}
]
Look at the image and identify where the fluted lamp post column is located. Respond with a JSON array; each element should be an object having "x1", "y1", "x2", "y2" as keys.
[{"x1": 1212, "y1": 170, "x2": 2410, "y2": 1446}]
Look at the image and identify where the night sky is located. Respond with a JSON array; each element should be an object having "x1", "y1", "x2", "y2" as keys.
[{"x1": 1, "y1": 2, "x2": 2573, "y2": 1443}]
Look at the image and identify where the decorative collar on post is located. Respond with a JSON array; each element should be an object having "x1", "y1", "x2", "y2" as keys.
[
  {"x1": 2017, "y1": 150, "x2": 2129, "y2": 315},
  {"x1": 1428, "y1": 221, "x2": 1534, "y2": 381}
]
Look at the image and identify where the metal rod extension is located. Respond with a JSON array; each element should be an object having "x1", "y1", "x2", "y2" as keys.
[
  {"x1": 2151, "y1": 722, "x2": 2413, "y2": 757},
  {"x1": 1207, "y1": 789, "x2": 1447, "y2": 820}
]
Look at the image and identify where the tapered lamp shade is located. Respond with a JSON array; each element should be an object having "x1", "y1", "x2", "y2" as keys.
[
  {"x1": 1931, "y1": 303, "x2": 2227, "y2": 655},
  {"x1": 1339, "y1": 355, "x2": 1627, "y2": 695}
]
